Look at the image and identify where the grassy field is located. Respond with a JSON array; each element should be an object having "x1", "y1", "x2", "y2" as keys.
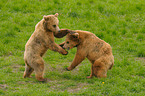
[{"x1": 0, "y1": 0, "x2": 145, "y2": 95}]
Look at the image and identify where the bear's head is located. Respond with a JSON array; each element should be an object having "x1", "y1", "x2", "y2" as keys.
[
  {"x1": 63, "y1": 31, "x2": 79, "y2": 50},
  {"x1": 43, "y1": 13, "x2": 60, "y2": 33}
]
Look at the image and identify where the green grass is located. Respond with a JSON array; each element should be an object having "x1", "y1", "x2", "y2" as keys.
[{"x1": 0, "y1": 0, "x2": 145, "y2": 95}]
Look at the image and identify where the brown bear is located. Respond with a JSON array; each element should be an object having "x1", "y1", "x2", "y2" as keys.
[
  {"x1": 23, "y1": 13, "x2": 69, "y2": 82},
  {"x1": 60, "y1": 30, "x2": 114, "y2": 78}
]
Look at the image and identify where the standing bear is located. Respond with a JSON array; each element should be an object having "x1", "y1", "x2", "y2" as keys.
[
  {"x1": 23, "y1": 13, "x2": 68, "y2": 82},
  {"x1": 60, "y1": 30, "x2": 114, "y2": 78}
]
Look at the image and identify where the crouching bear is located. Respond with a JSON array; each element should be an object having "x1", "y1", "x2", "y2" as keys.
[
  {"x1": 60, "y1": 30, "x2": 114, "y2": 78},
  {"x1": 23, "y1": 13, "x2": 68, "y2": 82}
]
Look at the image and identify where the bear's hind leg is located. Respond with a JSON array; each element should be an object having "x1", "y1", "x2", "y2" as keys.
[
  {"x1": 93, "y1": 60, "x2": 107, "y2": 78},
  {"x1": 23, "y1": 63, "x2": 34, "y2": 78},
  {"x1": 33, "y1": 58, "x2": 47, "y2": 82}
]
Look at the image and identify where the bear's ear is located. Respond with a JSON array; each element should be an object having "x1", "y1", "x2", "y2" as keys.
[
  {"x1": 43, "y1": 15, "x2": 49, "y2": 21},
  {"x1": 71, "y1": 33, "x2": 79, "y2": 39},
  {"x1": 54, "y1": 13, "x2": 59, "y2": 17}
]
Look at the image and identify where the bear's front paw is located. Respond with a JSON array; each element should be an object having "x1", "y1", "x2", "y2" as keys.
[
  {"x1": 66, "y1": 67, "x2": 70, "y2": 71},
  {"x1": 86, "y1": 76, "x2": 92, "y2": 79},
  {"x1": 62, "y1": 51, "x2": 68, "y2": 55},
  {"x1": 66, "y1": 29, "x2": 75, "y2": 34},
  {"x1": 38, "y1": 78, "x2": 48, "y2": 82},
  {"x1": 66, "y1": 67, "x2": 74, "y2": 71}
]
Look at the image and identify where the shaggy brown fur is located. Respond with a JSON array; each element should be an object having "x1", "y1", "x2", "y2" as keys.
[
  {"x1": 60, "y1": 30, "x2": 114, "y2": 78},
  {"x1": 23, "y1": 13, "x2": 68, "y2": 81}
]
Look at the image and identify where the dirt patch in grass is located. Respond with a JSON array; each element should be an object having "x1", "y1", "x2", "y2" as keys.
[
  {"x1": 0, "y1": 84, "x2": 7, "y2": 89},
  {"x1": 12, "y1": 64, "x2": 22, "y2": 72},
  {"x1": 67, "y1": 83, "x2": 88, "y2": 93},
  {"x1": 17, "y1": 80, "x2": 37, "y2": 85},
  {"x1": 132, "y1": 75, "x2": 144, "y2": 79},
  {"x1": 135, "y1": 57, "x2": 145, "y2": 60},
  {"x1": 135, "y1": 57, "x2": 145, "y2": 65},
  {"x1": 48, "y1": 79, "x2": 89, "y2": 93}
]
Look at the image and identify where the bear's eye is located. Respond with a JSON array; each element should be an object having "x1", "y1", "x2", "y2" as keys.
[
  {"x1": 66, "y1": 41, "x2": 69, "y2": 44},
  {"x1": 53, "y1": 25, "x2": 56, "y2": 28}
]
